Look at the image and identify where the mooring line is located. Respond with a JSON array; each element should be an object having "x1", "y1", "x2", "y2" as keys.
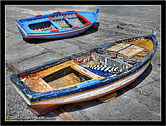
[{"x1": 7, "y1": 64, "x2": 76, "y2": 120}]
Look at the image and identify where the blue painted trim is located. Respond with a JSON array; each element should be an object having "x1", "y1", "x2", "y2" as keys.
[
  {"x1": 118, "y1": 44, "x2": 132, "y2": 52},
  {"x1": 50, "y1": 21, "x2": 62, "y2": 30},
  {"x1": 77, "y1": 79, "x2": 100, "y2": 88},
  {"x1": 63, "y1": 17, "x2": 77, "y2": 27},
  {"x1": 16, "y1": 24, "x2": 28, "y2": 38}
]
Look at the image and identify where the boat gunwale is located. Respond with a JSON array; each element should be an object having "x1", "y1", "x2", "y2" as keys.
[
  {"x1": 10, "y1": 33, "x2": 158, "y2": 104},
  {"x1": 16, "y1": 22, "x2": 94, "y2": 37}
]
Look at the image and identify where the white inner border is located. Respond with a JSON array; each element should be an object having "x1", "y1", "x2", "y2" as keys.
[{"x1": 5, "y1": 5, "x2": 161, "y2": 121}]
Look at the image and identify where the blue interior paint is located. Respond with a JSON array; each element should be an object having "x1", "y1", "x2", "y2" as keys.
[
  {"x1": 63, "y1": 17, "x2": 77, "y2": 27},
  {"x1": 50, "y1": 21, "x2": 62, "y2": 30},
  {"x1": 77, "y1": 79, "x2": 100, "y2": 88},
  {"x1": 84, "y1": 67, "x2": 113, "y2": 77}
]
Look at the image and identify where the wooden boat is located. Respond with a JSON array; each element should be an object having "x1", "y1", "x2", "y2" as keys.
[
  {"x1": 16, "y1": 9, "x2": 99, "y2": 41},
  {"x1": 10, "y1": 29, "x2": 158, "y2": 107}
]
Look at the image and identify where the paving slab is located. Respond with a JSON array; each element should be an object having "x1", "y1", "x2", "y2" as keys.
[
  {"x1": 12, "y1": 52, "x2": 63, "y2": 71},
  {"x1": 5, "y1": 29, "x2": 15, "y2": 38},
  {"x1": 63, "y1": 91, "x2": 159, "y2": 121},
  {"x1": 38, "y1": 40, "x2": 85, "y2": 57},
  {"x1": 6, "y1": 43, "x2": 45, "y2": 64},
  {"x1": 6, "y1": 34, "x2": 32, "y2": 55}
]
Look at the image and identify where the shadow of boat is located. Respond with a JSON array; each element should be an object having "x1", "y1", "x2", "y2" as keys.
[{"x1": 117, "y1": 63, "x2": 152, "y2": 96}]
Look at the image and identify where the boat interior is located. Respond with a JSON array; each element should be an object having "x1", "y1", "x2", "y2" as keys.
[
  {"x1": 19, "y1": 37, "x2": 153, "y2": 93},
  {"x1": 26, "y1": 12, "x2": 90, "y2": 32}
]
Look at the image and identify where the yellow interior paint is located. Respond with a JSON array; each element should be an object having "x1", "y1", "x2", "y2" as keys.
[
  {"x1": 118, "y1": 39, "x2": 153, "y2": 58},
  {"x1": 48, "y1": 73, "x2": 81, "y2": 89},
  {"x1": 126, "y1": 39, "x2": 153, "y2": 52},
  {"x1": 23, "y1": 60, "x2": 103, "y2": 92},
  {"x1": 118, "y1": 45, "x2": 144, "y2": 58},
  {"x1": 24, "y1": 78, "x2": 54, "y2": 92},
  {"x1": 136, "y1": 52, "x2": 147, "y2": 57},
  {"x1": 36, "y1": 61, "x2": 75, "y2": 78}
]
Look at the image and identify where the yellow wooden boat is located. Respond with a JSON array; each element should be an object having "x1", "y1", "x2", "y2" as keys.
[{"x1": 10, "y1": 29, "x2": 158, "y2": 107}]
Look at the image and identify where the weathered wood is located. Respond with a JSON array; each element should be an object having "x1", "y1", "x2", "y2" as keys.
[
  {"x1": 27, "y1": 104, "x2": 61, "y2": 116},
  {"x1": 98, "y1": 92, "x2": 117, "y2": 103},
  {"x1": 55, "y1": 107, "x2": 75, "y2": 120}
]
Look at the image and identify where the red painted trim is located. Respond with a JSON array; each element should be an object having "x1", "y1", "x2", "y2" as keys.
[
  {"x1": 48, "y1": 15, "x2": 52, "y2": 21},
  {"x1": 66, "y1": 10, "x2": 76, "y2": 12},
  {"x1": 19, "y1": 73, "x2": 23, "y2": 77},
  {"x1": 52, "y1": 12, "x2": 61, "y2": 14},
  {"x1": 72, "y1": 26, "x2": 79, "y2": 29},
  {"x1": 34, "y1": 14, "x2": 42, "y2": 17},
  {"x1": 75, "y1": 13, "x2": 90, "y2": 24},
  {"x1": 22, "y1": 72, "x2": 37, "y2": 79},
  {"x1": 50, "y1": 29, "x2": 59, "y2": 32},
  {"x1": 84, "y1": 22, "x2": 90, "y2": 26},
  {"x1": 63, "y1": 13, "x2": 67, "y2": 18},
  {"x1": 78, "y1": 59, "x2": 84, "y2": 64}
]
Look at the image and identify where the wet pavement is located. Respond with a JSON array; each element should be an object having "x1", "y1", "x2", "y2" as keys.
[{"x1": 5, "y1": 5, "x2": 161, "y2": 121}]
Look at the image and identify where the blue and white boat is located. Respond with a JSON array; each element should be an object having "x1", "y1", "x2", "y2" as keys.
[{"x1": 16, "y1": 9, "x2": 99, "y2": 41}]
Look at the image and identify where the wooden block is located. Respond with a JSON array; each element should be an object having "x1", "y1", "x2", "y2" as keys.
[
  {"x1": 98, "y1": 92, "x2": 117, "y2": 103},
  {"x1": 55, "y1": 107, "x2": 75, "y2": 120},
  {"x1": 27, "y1": 104, "x2": 61, "y2": 116}
]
